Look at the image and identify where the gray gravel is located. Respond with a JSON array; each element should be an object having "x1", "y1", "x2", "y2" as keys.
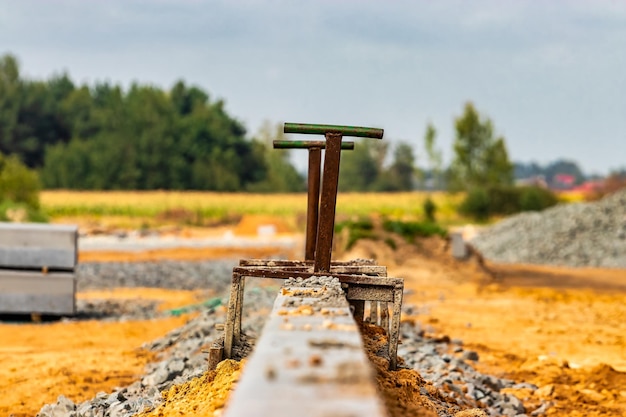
[
  {"x1": 37, "y1": 261, "x2": 279, "y2": 417},
  {"x1": 398, "y1": 304, "x2": 547, "y2": 416},
  {"x1": 77, "y1": 260, "x2": 237, "y2": 292},
  {"x1": 37, "y1": 261, "x2": 546, "y2": 417},
  {"x1": 471, "y1": 189, "x2": 626, "y2": 268}
]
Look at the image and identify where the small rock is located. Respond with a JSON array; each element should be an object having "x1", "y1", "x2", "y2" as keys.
[
  {"x1": 505, "y1": 393, "x2": 525, "y2": 413},
  {"x1": 473, "y1": 389, "x2": 486, "y2": 401},
  {"x1": 142, "y1": 367, "x2": 169, "y2": 387},
  {"x1": 480, "y1": 375, "x2": 503, "y2": 391},
  {"x1": 534, "y1": 384, "x2": 554, "y2": 399},
  {"x1": 512, "y1": 382, "x2": 538, "y2": 391},
  {"x1": 462, "y1": 350, "x2": 480, "y2": 362},
  {"x1": 168, "y1": 358, "x2": 186, "y2": 377},
  {"x1": 107, "y1": 401, "x2": 128, "y2": 417},
  {"x1": 531, "y1": 402, "x2": 550, "y2": 416},
  {"x1": 580, "y1": 388, "x2": 605, "y2": 402},
  {"x1": 454, "y1": 409, "x2": 488, "y2": 417}
]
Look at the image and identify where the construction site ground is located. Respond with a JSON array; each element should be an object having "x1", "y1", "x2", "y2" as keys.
[{"x1": 1, "y1": 221, "x2": 625, "y2": 417}]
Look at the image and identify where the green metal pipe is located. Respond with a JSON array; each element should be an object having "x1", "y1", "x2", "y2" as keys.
[
  {"x1": 284, "y1": 123, "x2": 383, "y2": 139},
  {"x1": 273, "y1": 140, "x2": 355, "y2": 150}
]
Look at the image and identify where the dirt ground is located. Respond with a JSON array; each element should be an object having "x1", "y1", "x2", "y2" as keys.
[
  {"x1": 345, "y1": 236, "x2": 626, "y2": 416},
  {"x1": 1, "y1": 219, "x2": 625, "y2": 416},
  {"x1": 0, "y1": 309, "x2": 191, "y2": 417}
]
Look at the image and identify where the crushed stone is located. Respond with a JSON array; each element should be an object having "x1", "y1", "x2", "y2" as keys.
[{"x1": 471, "y1": 189, "x2": 626, "y2": 268}]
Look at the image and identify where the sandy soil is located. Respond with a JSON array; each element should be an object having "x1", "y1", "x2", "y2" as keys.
[
  {"x1": 345, "y1": 236, "x2": 626, "y2": 416},
  {"x1": 0, "y1": 312, "x2": 191, "y2": 417},
  {"x1": 2, "y1": 218, "x2": 625, "y2": 416}
]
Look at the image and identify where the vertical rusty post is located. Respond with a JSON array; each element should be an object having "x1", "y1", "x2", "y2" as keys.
[
  {"x1": 351, "y1": 300, "x2": 365, "y2": 324},
  {"x1": 380, "y1": 301, "x2": 389, "y2": 333},
  {"x1": 306, "y1": 147, "x2": 322, "y2": 261},
  {"x1": 369, "y1": 301, "x2": 378, "y2": 323},
  {"x1": 281, "y1": 123, "x2": 382, "y2": 269},
  {"x1": 314, "y1": 132, "x2": 343, "y2": 272},
  {"x1": 224, "y1": 272, "x2": 241, "y2": 358},
  {"x1": 389, "y1": 282, "x2": 404, "y2": 370},
  {"x1": 208, "y1": 344, "x2": 224, "y2": 371},
  {"x1": 235, "y1": 276, "x2": 245, "y2": 340},
  {"x1": 274, "y1": 140, "x2": 353, "y2": 261}
]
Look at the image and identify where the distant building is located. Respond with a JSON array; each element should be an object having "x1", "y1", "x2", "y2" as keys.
[
  {"x1": 515, "y1": 175, "x2": 547, "y2": 188},
  {"x1": 571, "y1": 180, "x2": 605, "y2": 194}
]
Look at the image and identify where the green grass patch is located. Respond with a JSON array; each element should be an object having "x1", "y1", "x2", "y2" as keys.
[
  {"x1": 382, "y1": 219, "x2": 448, "y2": 243},
  {"x1": 335, "y1": 217, "x2": 378, "y2": 250}
]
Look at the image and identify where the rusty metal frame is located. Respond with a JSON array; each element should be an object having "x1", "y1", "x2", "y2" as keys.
[
  {"x1": 221, "y1": 122, "x2": 405, "y2": 370},
  {"x1": 273, "y1": 140, "x2": 354, "y2": 261},
  {"x1": 224, "y1": 263, "x2": 403, "y2": 370},
  {"x1": 282, "y1": 123, "x2": 383, "y2": 272}
]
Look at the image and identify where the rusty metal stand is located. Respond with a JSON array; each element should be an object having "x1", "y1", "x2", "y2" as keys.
[
  {"x1": 273, "y1": 140, "x2": 354, "y2": 261},
  {"x1": 223, "y1": 123, "x2": 405, "y2": 370}
]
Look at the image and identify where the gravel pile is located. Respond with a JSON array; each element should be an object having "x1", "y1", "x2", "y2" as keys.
[
  {"x1": 399, "y1": 306, "x2": 547, "y2": 417},
  {"x1": 68, "y1": 260, "x2": 238, "y2": 320},
  {"x1": 77, "y1": 260, "x2": 237, "y2": 292},
  {"x1": 38, "y1": 275, "x2": 278, "y2": 417},
  {"x1": 75, "y1": 299, "x2": 161, "y2": 321},
  {"x1": 38, "y1": 261, "x2": 546, "y2": 417},
  {"x1": 471, "y1": 189, "x2": 626, "y2": 268}
]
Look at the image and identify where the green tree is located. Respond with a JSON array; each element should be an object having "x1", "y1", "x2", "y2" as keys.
[
  {"x1": 0, "y1": 55, "x2": 22, "y2": 162},
  {"x1": 0, "y1": 55, "x2": 74, "y2": 168},
  {"x1": 544, "y1": 159, "x2": 585, "y2": 186},
  {"x1": 423, "y1": 122, "x2": 443, "y2": 190},
  {"x1": 339, "y1": 141, "x2": 382, "y2": 192},
  {"x1": 375, "y1": 142, "x2": 416, "y2": 191},
  {"x1": 2, "y1": 54, "x2": 306, "y2": 192},
  {"x1": 41, "y1": 78, "x2": 269, "y2": 191},
  {"x1": 246, "y1": 121, "x2": 305, "y2": 193},
  {"x1": 0, "y1": 152, "x2": 41, "y2": 209},
  {"x1": 449, "y1": 102, "x2": 513, "y2": 191}
]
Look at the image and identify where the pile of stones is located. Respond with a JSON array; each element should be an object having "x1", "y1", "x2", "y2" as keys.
[
  {"x1": 399, "y1": 306, "x2": 548, "y2": 417},
  {"x1": 67, "y1": 260, "x2": 238, "y2": 320},
  {"x1": 77, "y1": 260, "x2": 237, "y2": 292},
  {"x1": 471, "y1": 189, "x2": 626, "y2": 268},
  {"x1": 38, "y1": 276, "x2": 278, "y2": 417}
]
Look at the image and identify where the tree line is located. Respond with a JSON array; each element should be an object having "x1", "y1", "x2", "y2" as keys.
[
  {"x1": 1, "y1": 53, "x2": 516, "y2": 195},
  {"x1": 0, "y1": 54, "x2": 303, "y2": 192}
]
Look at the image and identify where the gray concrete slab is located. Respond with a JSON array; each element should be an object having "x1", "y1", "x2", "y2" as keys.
[
  {"x1": 0, "y1": 222, "x2": 78, "y2": 270},
  {"x1": 451, "y1": 231, "x2": 468, "y2": 260},
  {"x1": 0, "y1": 270, "x2": 75, "y2": 315},
  {"x1": 223, "y1": 284, "x2": 387, "y2": 417}
]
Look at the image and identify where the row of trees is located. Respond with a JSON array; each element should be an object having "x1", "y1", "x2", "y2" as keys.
[
  {"x1": 1, "y1": 53, "x2": 515, "y2": 195},
  {"x1": 338, "y1": 102, "x2": 514, "y2": 193},
  {"x1": 0, "y1": 54, "x2": 300, "y2": 191}
]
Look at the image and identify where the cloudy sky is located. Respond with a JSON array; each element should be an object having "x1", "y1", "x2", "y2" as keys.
[{"x1": 1, "y1": 0, "x2": 625, "y2": 174}]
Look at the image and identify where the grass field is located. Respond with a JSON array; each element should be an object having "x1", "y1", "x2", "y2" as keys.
[{"x1": 41, "y1": 190, "x2": 466, "y2": 229}]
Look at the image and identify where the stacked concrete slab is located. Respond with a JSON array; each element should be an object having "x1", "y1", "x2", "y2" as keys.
[{"x1": 0, "y1": 222, "x2": 78, "y2": 315}]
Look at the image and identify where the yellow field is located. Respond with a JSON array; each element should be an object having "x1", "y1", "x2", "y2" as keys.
[
  {"x1": 556, "y1": 190, "x2": 588, "y2": 203},
  {"x1": 41, "y1": 190, "x2": 464, "y2": 229}
]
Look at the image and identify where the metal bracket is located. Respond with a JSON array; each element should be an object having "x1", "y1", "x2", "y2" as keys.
[
  {"x1": 224, "y1": 260, "x2": 403, "y2": 370},
  {"x1": 273, "y1": 140, "x2": 354, "y2": 261}
]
